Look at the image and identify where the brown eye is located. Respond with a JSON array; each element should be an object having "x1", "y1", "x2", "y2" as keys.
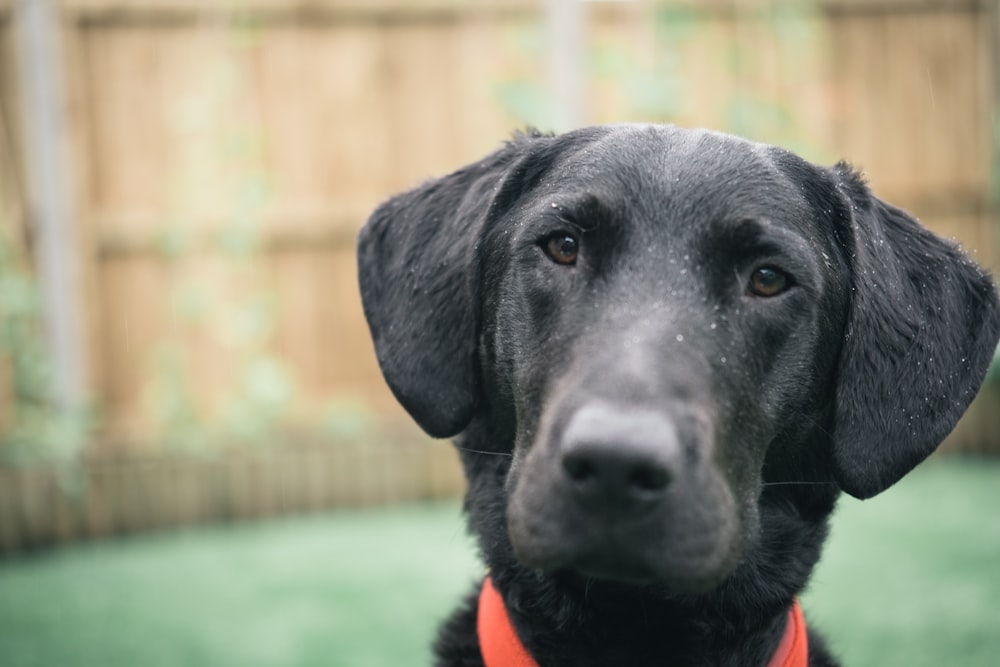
[
  {"x1": 748, "y1": 267, "x2": 789, "y2": 297},
  {"x1": 544, "y1": 233, "x2": 579, "y2": 266}
]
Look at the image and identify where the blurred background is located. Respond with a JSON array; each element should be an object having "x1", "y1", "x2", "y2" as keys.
[{"x1": 0, "y1": 0, "x2": 998, "y2": 665}]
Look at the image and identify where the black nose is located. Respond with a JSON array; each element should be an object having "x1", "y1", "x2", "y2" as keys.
[{"x1": 559, "y1": 403, "x2": 680, "y2": 511}]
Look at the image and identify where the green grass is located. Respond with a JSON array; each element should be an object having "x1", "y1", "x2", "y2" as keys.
[
  {"x1": 0, "y1": 458, "x2": 998, "y2": 666},
  {"x1": 0, "y1": 504, "x2": 482, "y2": 667},
  {"x1": 803, "y1": 457, "x2": 1000, "y2": 666}
]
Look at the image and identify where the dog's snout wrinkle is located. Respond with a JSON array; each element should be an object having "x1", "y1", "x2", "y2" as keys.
[{"x1": 560, "y1": 403, "x2": 680, "y2": 511}]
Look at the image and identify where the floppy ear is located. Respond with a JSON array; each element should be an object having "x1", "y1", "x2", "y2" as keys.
[
  {"x1": 357, "y1": 134, "x2": 549, "y2": 438},
  {"x1": 831, "y1": 164, "x2": 1000, "y2": 499}
]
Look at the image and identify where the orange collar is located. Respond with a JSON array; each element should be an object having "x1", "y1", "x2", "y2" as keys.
[{"x1": 477, "y1": 577, "x2": 808, "y2": 667}]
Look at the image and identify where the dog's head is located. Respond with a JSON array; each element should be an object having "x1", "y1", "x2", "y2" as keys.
[{"x1": 358, "y1": 125, "x2": 1000, "y2": 592}]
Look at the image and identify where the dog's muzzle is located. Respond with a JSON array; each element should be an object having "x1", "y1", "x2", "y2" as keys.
[{"x1": 506, "y1": 398, "x2": 742, "y2": 590}]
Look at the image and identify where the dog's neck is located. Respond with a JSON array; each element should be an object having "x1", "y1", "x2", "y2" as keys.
[
  {"x1": 478, "y1": 569, "x2": 801, "y2": 667},
  {"x1": 477, "y1": 576, "x2": 809, "y2": 667}
]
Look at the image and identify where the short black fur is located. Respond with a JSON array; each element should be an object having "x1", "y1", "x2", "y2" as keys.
[{"x1": 357, "y1": 125, "x2": 1000, "y2": 666}]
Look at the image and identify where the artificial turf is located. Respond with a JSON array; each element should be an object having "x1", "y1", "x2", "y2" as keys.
[{"x1": 0, "y1": 457, "x2": 997, "y2": 666}]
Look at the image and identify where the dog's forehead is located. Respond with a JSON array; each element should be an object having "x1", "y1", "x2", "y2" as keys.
[
  {"x1": 534, "y1": 125, "x2": 820, "y2": 243},
  {"x1": 568, "y1": 125, "x2": 791, "y2": 200}
]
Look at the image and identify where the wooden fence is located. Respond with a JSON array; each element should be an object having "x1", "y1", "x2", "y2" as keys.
[
  {"x1": 0, "y1": 0, "x2": 998, "y2": 550},
  {"x1": 0, "y1": 433, "x2": 465, "y2": 553}
]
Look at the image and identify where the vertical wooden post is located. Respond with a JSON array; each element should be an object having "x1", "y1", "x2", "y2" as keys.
[
  {"x1": 13, "y1": 0, "x2": 84, "y2": 411},
  {"x1": 995, "y1": 0, "x2": 1000, "y2": 208},
  {"x1": 544, "y1": 0, "x2": 588, "y2": 131}
]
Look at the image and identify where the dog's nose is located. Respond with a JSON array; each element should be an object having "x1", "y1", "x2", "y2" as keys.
[{"x1": 559, "y1": 403, "x2": 680, "y2": 511}]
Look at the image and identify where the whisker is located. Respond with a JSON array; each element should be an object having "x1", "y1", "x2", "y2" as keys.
[
  {"x1": 455, "y1": 446, "x2": 513, "y2": 458},
  {"x1": 796, "y1": 411, "x2": 835, "y2": 439},
  {"x1": 761, "y1": 481, "x2": 836, "y2": 487}
]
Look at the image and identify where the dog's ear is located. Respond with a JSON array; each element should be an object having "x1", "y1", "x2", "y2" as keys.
[
  {"x1": 357, "y1": 133, "x2": 554, "y2": 438},
  {"x1": 830, "y1": 164, "x2": 1000, "y2": 499}
]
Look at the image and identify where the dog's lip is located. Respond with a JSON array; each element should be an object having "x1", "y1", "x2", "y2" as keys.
[
  {"x1": 514, "y1": 541, "x2": 736, "y2": 593},
  {"x1": 562, "y1": 557, "x2": 661, "y2": 586},
  {"x1": 512, "y1": 544, "x2": 659, "y2": 586},
  {"x1": 548, "y1": 560, "x2": 732, "y2": 594}
]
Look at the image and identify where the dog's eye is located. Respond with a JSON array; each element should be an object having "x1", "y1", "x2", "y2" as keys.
[
  {"x1": 748, "y1": 267, "x2": 789, "y2": 297},
  {"x1": 543, "y1": 233, "x2": 579, "y2": 266}
]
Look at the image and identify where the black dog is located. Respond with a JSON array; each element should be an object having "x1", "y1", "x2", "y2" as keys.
[{"x1": 357, "y1": 125, "x2": 1000, "y2": 666}]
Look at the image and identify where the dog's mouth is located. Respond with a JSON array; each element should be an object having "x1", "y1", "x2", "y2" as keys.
[
  {"x1": 507, "y1": 507, "x2": 744, "y2": 593},
  {"x1": 548, "y1": 547, "x2": 733, "y2": 592}
]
